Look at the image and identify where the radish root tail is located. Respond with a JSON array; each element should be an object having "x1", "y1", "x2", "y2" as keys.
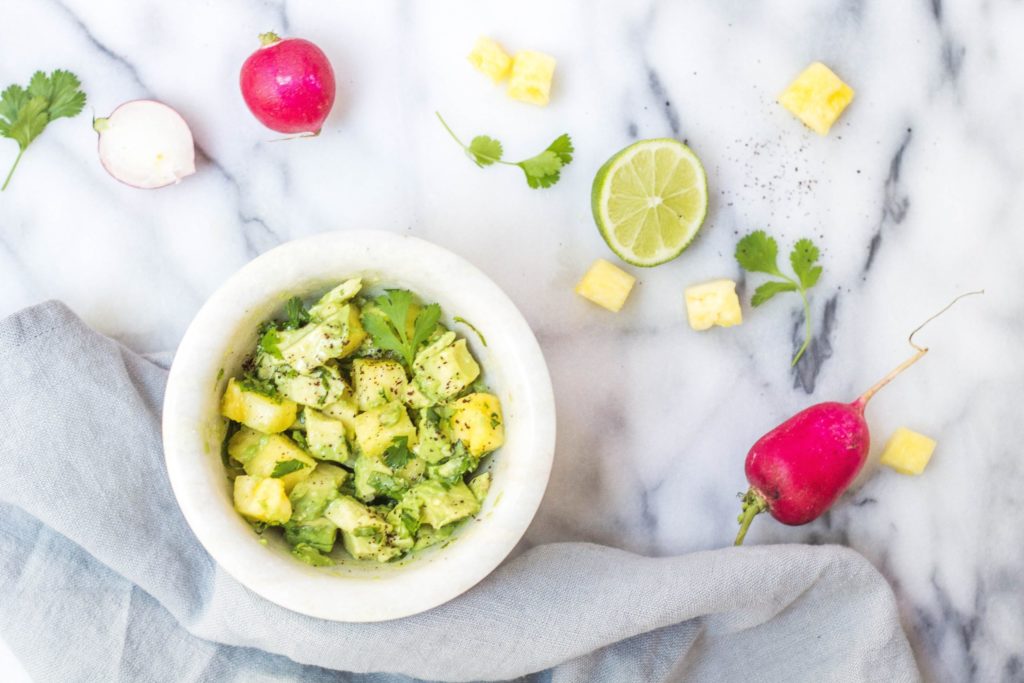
[{"x1": 858, "y1": 289, "x2": 984, "y2": 406}]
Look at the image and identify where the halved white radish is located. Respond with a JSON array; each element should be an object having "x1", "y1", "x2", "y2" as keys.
[{"x1": 95, "y1": 100, "x2": 196, "y2": 189}]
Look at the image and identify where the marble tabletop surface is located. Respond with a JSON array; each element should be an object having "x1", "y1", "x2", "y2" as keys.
[{"x1": 2, "y1": 0, "x2": 1023, "y2": 681}]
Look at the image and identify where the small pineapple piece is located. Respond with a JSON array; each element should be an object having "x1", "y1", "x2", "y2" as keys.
[
  {"x1": 233, "y1": 475, "x2": 292, "y2": 525},
  {"x1": 449, "y1": 392, "x2": 505, "y2": 457},
  {"x1": 684, "y1": 279, "x2": 742, "y2": 331},
  {"x1": 243, "y1": 434, "x2": 317, "y2": 493},
  {"x1": 778, "y1": 62, "x2": 855, "y2": 135},
  {"x1": 507, "y1": 50, "x2": 556, "y2": 106},
  {"x1": 575, "y1": 259, "x2": 636, "y2": 312},
  {"x1": 880, "y1": 427, "x2": 937, "y2": 475},
  {"x1": 468, "y1": 37, "x2": 513, "y2": 83},
  {"x1": 221, "y1": 378, "x2": 297, "y2": 434}
]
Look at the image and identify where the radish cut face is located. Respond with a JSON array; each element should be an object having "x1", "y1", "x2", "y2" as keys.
[{"x1": 95, "y1": 100, "x2": 196, "y2": 189}]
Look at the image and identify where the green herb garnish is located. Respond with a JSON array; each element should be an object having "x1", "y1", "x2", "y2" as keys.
[
  {"x1": 238, "y1": 372, "x2": 280, "y2": 399},
  {"x1": 283, "y1": 296, "x2": 310, "y2": 330},
  {"x1": 0, "y1": 70, "x2": 86, "y2": 191},
  {"x1": 383, "y1": 436, "x2": 412, "y2": 470},
  {"x1": 436, "y1": 112, "x2": 573, "y2": 189},
  {"x1": 453, "y1": 316, "x2": 487, "y2": 346},
  {"x1": 270, "y1": 459, "x2": 308, "y2": 478},
  {"x1": 259, "y1": 326, "x2": 283, "y2": 359},
  {"x1": 361, "y1": 290, "x2": 441, "y2": 367},
  {"x1": 735, "y1": 230, "x2": 823, "y2": 366}
]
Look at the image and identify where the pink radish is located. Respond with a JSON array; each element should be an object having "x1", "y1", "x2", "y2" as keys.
[
  {"x1": 94, "y1": 100, "x2": 196, "y2": 189},
  {"x1": 734, "y1": 292, "x2": 982, "y2": 545},
  {"x1": 239, "y1": 32, "x2": 336, "y2": 135}
]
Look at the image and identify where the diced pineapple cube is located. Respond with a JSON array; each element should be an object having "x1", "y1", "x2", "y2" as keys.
[
  {"x1": 233, "y1": 475, "x2": 292, "y2": 525},
  {"x1": 243, "y1": 434, "x2": 317, "y2": 493},
  {"x1": 352, "y1": 400, "x2": 418, "y2": 459},
  {"x1": 352, "y1": 358, "x2": 408, "y2": 412},
  {"x1": 221, "y1": 378, "x2": 297, "y2": 434},
  {"x1": 576, "y1": 259, "x2": 636, "y2": 312},
  {"x1": 468, "y1": 37, "x2": 512, "y2": 83},
  {"x1": 880, "y1": 427, "x2": 937, "y2": 475},
  {"x1": 778, "y1": 62, "x2": 855, "y2": 135},
  {"x1": 684, "y1": 279, "x2": 742, "y2": 331},
  {"x1": 507, "y1": 50, "x2": 556, "y2": 106},
  {"x1": 449, "y1": 392, "x2": 505, "y2": 457}
]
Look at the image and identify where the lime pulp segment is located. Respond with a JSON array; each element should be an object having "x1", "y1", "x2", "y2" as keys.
[{"x1": 592, "y1": 139, "x2": 708, "y2": 267}]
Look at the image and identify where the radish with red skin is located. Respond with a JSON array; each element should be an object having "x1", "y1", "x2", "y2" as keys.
[
  {"x1": 734, "y1": 292, "x2": 982, "y2": 545},
  {"x1": 240, "y1": 32, "x2": 336, "y2": 135}
]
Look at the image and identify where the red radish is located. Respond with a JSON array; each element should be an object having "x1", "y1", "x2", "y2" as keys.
[
  {"x1": 239, "y1": 32, "x2": 336, "y2": 135},
  {"x1": 734, "y1": 292, "x2": 982, "y2": 545},
  {"x1": 94, "y1": 100, "x2": 196, "y2": 189}
]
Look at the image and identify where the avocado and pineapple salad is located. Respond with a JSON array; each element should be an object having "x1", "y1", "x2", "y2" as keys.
[{"x1": 219, "y1": 279, "x2": 504, "y2": 566}]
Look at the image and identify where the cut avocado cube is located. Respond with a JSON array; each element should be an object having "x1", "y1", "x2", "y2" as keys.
[
  {"x1": 410, "y1": 479, "x2": 480, "y2": 529},
  {"x1": 412, "y1": 523, "x2": 456, "y2": 551},
  {"x1": 352, "y1": 358, "x2": 408, "y2": 412},
  {"x1": 284, "y1": 516, "x2": 338, "y2": 554},
  {"x1": 308, "y1": 278, "x2": 362, "y2": 321},
  {"x1": 233, "y1": 475, "x2": 292, "y2": 525},
  {"x1": 288, "y1": 462, "x2": 347, "y2": 522},
  {"x1": 242, "y1": 434, "x2": 317, "y2": 493},
  {"x1": 221, "y1": 378, "x2": 297, "y2": 434},
  {"x1": 324, "y1": 496, "x2": 400, "y2": 562},
  {"x1": 448, "y1": 392, "x2": 505, "y2": 457},
  {"x1": 352, "y1": 401, "x2": 418, "y2": 459},
  {"x1": 227, "y1": 427, "x2": 268, "y2": 466},
  {"x1": 468, "y1": 472, "x2": 492, "y2": 502},
  {"x1": 416, "y1": 413, "x2": 453, "y2": 464},
  {"x1": 320, "y1": 389, "x2": 359, "y2": 439},
  {"x1": 274, "y1": 364, "x2": 347, "y2": 408},
  {"x1": 304, "y1": 408, "x2": 351, "y2": 463},
  {"x1": 280, "y1": 304, "x2": 367, "y2": 373},
  {"x1": 413, "y1": 334, "x2": 481, "y2": 402}
]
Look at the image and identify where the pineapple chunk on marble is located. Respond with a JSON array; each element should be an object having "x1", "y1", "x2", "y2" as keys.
[
  {"x1": 880, "y1": 427, "x2": 937, "y2": 475},
  {"x1": 778, "y1": 62, "x2": 854, "y2": 135},
  {"x1": 507, "y1": 50, "x2": 556, "y2": 106},
  {"x1": 684, "y1": 280, "x2": 742, "y2": 331},
  {"x1": 468, "y1": 37, "x2": 513, "y2": 83},
  {"x1": 576, "y1": 259, "x2": 636, "y2": 312}
]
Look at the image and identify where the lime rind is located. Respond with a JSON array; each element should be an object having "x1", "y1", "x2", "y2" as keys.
[{"x1": 591, "y1": 138, "x2": 708, "y2": 267}]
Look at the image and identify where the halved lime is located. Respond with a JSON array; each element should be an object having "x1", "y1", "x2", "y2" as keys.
[{"x1": 591, "y1": 139, "x2": 708, "y2": 267}]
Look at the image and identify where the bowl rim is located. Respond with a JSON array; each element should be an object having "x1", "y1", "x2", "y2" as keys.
[{"x1": 162, "y1": 230, "x2": 556, "y2": 622}]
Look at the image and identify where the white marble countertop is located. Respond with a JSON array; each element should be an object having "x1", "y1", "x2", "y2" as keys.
[{"x1": 2, "y1": 1, "x2": 1022, "y2": 681}]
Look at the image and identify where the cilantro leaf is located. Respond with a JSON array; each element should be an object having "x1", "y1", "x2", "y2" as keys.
[
  {"x1": 361, "y1": 290, "x2": 441, "y2": 367},
  {"x1": 283, "y1": 296, "x2": 311, "y2": 330},
  {"x1": 259, "y1": 326, "x2": 283, "y2": 359},
  {"x1": 751, "y1": 281, "x2": 798, "y2": 307},
  {"x1": 790, "y1": 239, "x2": 823, "y2": 290},
  {"x1": 735, "y1": 231, "x2": 824, "y2": 366},
  {"x1": 436, "y1": 111, "x2": 572, "y2": 189},
  {"x1": 467, "y1": 136, "x2": 503, "y2": 167},
  {"x1": 238, "y1": 372, "x2": 280, "y2": 399},
  {"x1": 735, "y1": 230, "x2": 783, "y2": 276},
  {"x1": 271, "y1": 459, "x2": 308, "y2": 478},
  {"x1": 383, "y1": 437, "x2": 411, "y2": 470},
  {"x1": 1, "y1": 69, "x2": 86, "y2": 191}
]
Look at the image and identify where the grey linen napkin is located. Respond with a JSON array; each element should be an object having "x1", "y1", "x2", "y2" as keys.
[{"x1": 0, "y1": 302, "x2": 920, "y2": 683}]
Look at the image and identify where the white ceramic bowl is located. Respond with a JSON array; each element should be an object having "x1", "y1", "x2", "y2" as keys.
[{"x1": 163, "y1": 231, "x2": 556, "y2": 622}]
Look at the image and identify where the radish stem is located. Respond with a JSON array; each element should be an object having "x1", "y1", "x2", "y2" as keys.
[{"x1": 734, "y1": 490, "x2": 767, "y2": 546}]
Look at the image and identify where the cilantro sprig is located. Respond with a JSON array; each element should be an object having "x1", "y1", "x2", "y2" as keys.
[
  {"x1": 0, "y1": 70, "x2": 86, "y2": 191},
  {"x1": 436, "y1": 112, "x2": 573, "y2": 189},
  {"x1": 383, "y1": 436, "x2": 412, "y2": 470},
  {"x1": 360, "y1": 290, "x2": 441, "y2": 367},
  {"x1": 271, "y1": 459, "x2": 308, "y2": 478},
  {"x1": 735, "y1": 231, "x2": 823, "y2": 366}
]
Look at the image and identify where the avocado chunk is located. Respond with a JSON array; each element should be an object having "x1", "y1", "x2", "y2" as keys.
[
  {"x1": 308, "y1": 279, "x2": 362, "y2": 321},
  {"x1": 352, "y1": 400, "x2": 418, "y2": 459},
  {"x1": 280, "y1": 304, "x2": 367, "y2": 373},
  {"x1": 415, "y1": 412, "x2": 453, "y2": 464},
  {"x1": 409, "y1": 479, "x2": 480, "y2": 529},
  {"x1": 304, "y1": 409, "x2": 351, "y2": 463},
  {"x1": 242, "y1": 434, "x2": 317, "y2": 493},
  {"x1": 233, "y1": 475, "x2": 292, "y2": 525},
  {"x1": 352, "y1": 358, "x2": 409, "y2": 411},
  {"x1": 320, "y1": 389, "x2": 359, "y2": 439},
  {"x1": 324, "y1": 496, "x2": 400, "y2": 562},
  {"x1": 273, "y1": 364, "x2": 347, "y2": 408},
  {"x1": 468, "y1": 472, "x2": 491, "y2": 502},
  {"x1": 448, "y1": 392, "x2": 505, "y2": 457},
  {"x1": 412, "y1": 334, "x2": 481, "y2": 401},
  {"x1": 284, "y1": 516, "x2": 338, "y2": 554},
  {"x1": 291, "y1": 542, "x2": 334, "y2": 566},
  {"x1": 221, "y1": 378, "x2": 297, "y2": 434},
  {"x1": 412, "y1": 523, "x2": 456, "y2": 551},
  {"x1": 227, "y1": 426, "x2": 267, "y2": 466},
  {"x1": 288, "y1": 462, "x2": 347, "y2": 522}
]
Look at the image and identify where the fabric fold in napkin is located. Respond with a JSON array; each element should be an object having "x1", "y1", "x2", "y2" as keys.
[{"x1": 0, "y1": 302, "x2": 920, "y2": 682}]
